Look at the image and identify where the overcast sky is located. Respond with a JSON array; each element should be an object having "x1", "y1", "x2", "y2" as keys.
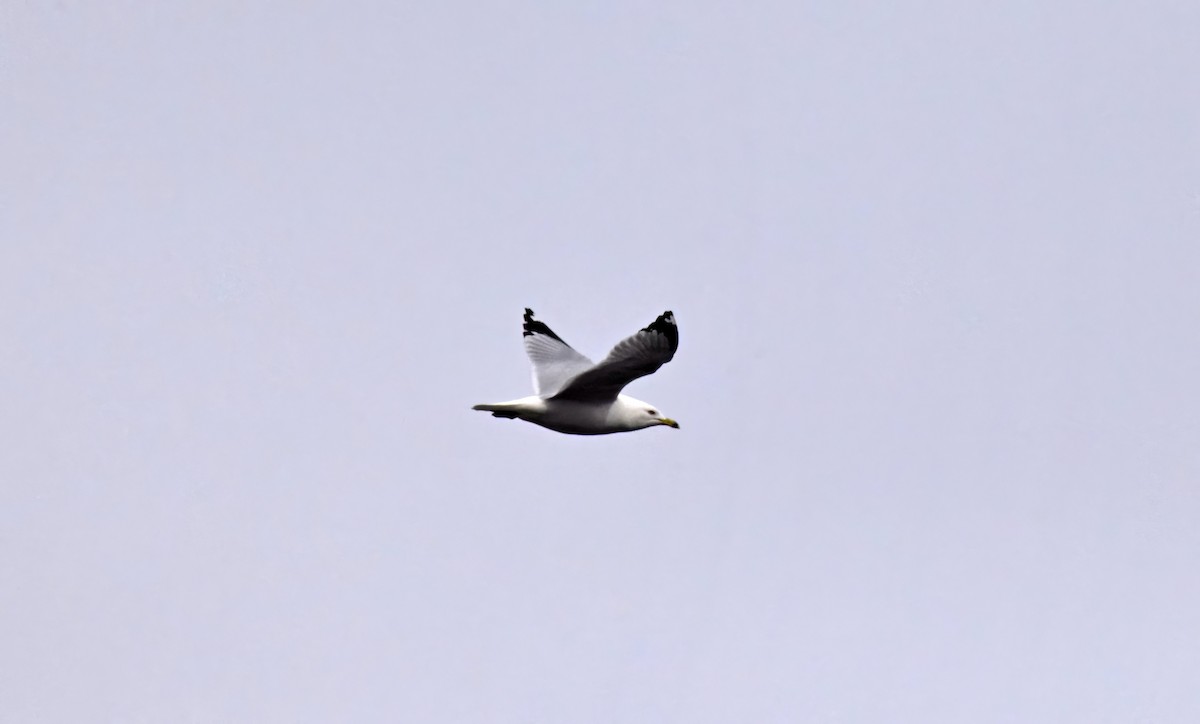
[{"x1": 3, "y1": 2, "x2": 1199, "y2": 722}]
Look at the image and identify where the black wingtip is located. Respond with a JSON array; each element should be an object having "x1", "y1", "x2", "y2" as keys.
[
  {"x1": 643, "y1": 310, "x2": 679, "y2": 351},
  {"x1": 522, "y1": 307, "x2": 565, "y2": 342}
]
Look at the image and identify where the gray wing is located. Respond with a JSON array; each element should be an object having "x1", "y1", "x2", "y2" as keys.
[
  {"x1": 550, "y1": 311, "x2": 678, "y2": 402},
  {"x1": 522, "y1": 308, "x2": 595, "y2": 396}
]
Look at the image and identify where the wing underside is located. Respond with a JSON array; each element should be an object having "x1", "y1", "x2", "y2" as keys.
[{"x1": 522, "y1": 308, "x2": 594, "y2": 396}]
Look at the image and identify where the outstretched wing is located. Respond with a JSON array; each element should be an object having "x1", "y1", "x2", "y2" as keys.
[
  {"x1": 522, "y1": 308, "x2": 595, "y2": 396},
  {"x1": 550, "y1": 311, "x2": 678, "y2": 402}
]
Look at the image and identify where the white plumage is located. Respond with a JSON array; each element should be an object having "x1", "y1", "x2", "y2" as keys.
[{"x1": 473, "y1": 308, "x2": 681, "y2": 435}]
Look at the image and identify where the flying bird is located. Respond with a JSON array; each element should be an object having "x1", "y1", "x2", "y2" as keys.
[{"x1": 473, "y1": 308, "x2": 680, "y2": 435}]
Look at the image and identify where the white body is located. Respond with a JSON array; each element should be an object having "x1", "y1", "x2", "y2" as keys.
[{"x1": 475, "y1": 394, "x2": 675, "y2": 435}]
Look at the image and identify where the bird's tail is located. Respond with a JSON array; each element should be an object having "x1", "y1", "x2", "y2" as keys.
[{"x1": 472, "y1": 402, "x2": 521, "y2": 419}]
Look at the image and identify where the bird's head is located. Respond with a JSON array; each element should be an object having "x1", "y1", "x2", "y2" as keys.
[{"x1": 638, "y1": 403, "x2": 680, "y2": 430}]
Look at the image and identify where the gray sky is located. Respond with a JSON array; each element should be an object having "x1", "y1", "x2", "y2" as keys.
[{"x1": 3, "y1": 2, "x2": 1198, "y2": 722}]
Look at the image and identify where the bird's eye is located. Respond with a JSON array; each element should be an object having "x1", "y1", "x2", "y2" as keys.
[{"x1": 648, "y1": 410, "x2": 657, "y2": 416}]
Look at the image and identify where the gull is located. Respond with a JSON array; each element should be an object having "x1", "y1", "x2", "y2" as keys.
[{"x1": 473, "y1": 308, "x2": 680, "y2": 435}]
